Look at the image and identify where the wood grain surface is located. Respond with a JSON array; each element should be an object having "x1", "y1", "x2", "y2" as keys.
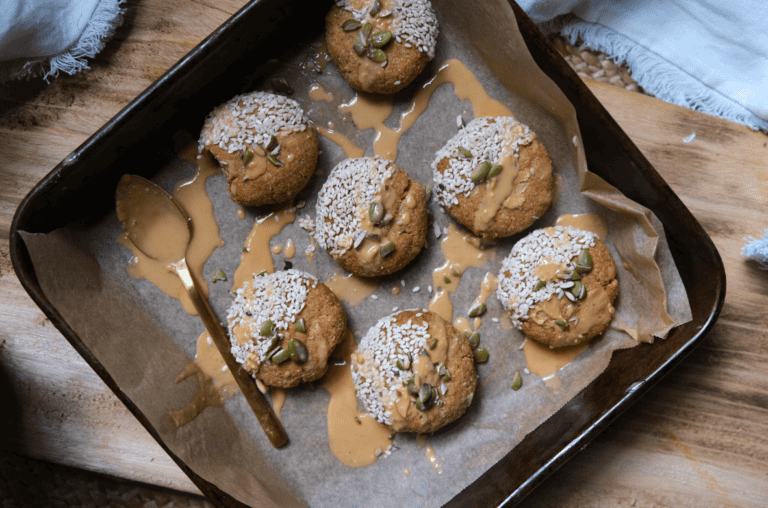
[{"x1": 1, "y1": 1, "x2": 767, "y2": 506}]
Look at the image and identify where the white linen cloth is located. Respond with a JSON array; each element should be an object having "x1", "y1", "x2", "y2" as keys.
[
  {"x1": 0, "y1": 0, "x2": 124, "y2": 82},
  {"x1": 519, "y1": 0, "x2": 768, "y2": 132}
]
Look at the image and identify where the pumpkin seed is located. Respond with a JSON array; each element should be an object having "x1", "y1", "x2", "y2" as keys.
[
  {"x1": 264, "y1": 336, "x2": 280, "y2": 359},
  {"x1": 470, "y1": 161, "x2": 492, "y2": 182},
  {"x1": 555, "y1": 319, "x2": 569, "y2": 329},
  {"x1": 458, "y1": 146, "x2": 473, "y2": 158},
  {"x1": 353, "y1": 37, "x2": 367, "y2": 55},
  {"x1": 575, "y1": 249, "x2": 593, "y2": 273},
  {"x1": 379, "y1": 241, "x2": 395, "y2": 257},
  {"x1": 571, "y1": 281, "x2": 584, "y2": 299},
  {"x1": 211, "y1": 269, "x2": 227, "y2": 283},
  {"x1": 468, "y1": 303, "x2": 487, "y2": 318},
  {"x1": 487, "y1": 163, "x2": 503, "y2": 178},
  {"x1": 367, "y1": 48, "x2": 387, "y2": 62},
  {"x1": 260, "y1": 320, "x2": 274, "y2": 336},
  {"x1": 370, "y1": 30, "x2": 392, "y2": 48},
  {"x1": 467, "y1": 332, "x2": 480, "y2": 350},
  {"x1": 242, "y1": 150, "x2": 253, "y2": 166},
  {"x1": 369, "y1": 0, "x2": 381, "y2": 15},
  {"x1": 417, "y1": 383, "x2": 433, "y2": 409},
  {"x1": 511, "y1": 371, "x2": 523, "y2": 391},
  {"x1": 341, "y1": 18, "x2": 361, "y2": 31},
  {"x1": 473, "y1": 348, "x2": 489, "y2": 363},
  {"x1": 271, "y1": 348, "x2": 292, "y2": 365},
  {"x1": 290, "y1": 338, "x2": 309, "y2": 364},
  {"x1": 265, "y1": 134, "x2": 278, "y2": 152},
  {"x1": 295, "y1": 317, "x2": 306, "y2": 333},
  {"x1": 534, "y1": 280, "x2": 546, "y2": 291},
  {"x1": 369, "y1": 202, "x2": 384, "y2": 223}
]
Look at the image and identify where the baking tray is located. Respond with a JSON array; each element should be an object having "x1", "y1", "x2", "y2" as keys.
[{"x1": 10, "y1": 0, "x2": 725, "y2": 506}]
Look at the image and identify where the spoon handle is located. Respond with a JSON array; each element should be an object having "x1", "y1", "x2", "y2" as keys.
[{"x1": 172, "y1": 259, "x2": 289, "y2": 448}]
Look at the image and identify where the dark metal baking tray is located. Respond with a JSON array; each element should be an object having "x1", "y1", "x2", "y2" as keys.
[{"x1": 10, "y1": 0, "x2": 726, "y2": 506}]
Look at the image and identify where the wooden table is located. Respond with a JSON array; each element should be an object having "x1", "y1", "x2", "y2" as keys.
[{"x1": 1, "y1": 1, "x2": 766, "y2": 506}]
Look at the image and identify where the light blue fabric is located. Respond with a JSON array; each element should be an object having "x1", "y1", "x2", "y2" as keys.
[
  {"x1": 742, "y1": 231, "x2": 768, "y2": 268},
  {"x1": 0, "y1": 0, "x2": 124, "y2": 81},
  {"x1": 519, "y1": 0, "x2": 768, "y2": 132}
]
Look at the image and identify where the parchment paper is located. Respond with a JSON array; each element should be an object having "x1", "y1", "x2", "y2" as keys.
[{"x1": 21, "y1": 1, "x2": 692, "y2": 506}]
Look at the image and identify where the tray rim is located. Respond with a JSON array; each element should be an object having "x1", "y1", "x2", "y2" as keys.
[{"x1": 10, "y1": 1, "x2": 726, "y2": 507}]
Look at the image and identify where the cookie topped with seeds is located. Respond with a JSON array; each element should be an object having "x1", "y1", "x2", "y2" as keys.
[
  {"x1": 432, "y1": 117, "x2": 554, "y2": 240},
  {"x1": 313, "y1": 156, "x2": 428, "y2": 277},
  {"x1": 227, "y1": 269, "x2": 347, "y2": 388},
  {"x1": 496, "y1": 226, "x2": 619, "y2": 348},
  {"x1": 351, "y1": 310, "x2": 476, "y2": 433},
  {"x1": 199, "y1": 91, "x2": 318, "y2": 207},
  {"x1": 326, "y1": 0, "x2": 439, "y2": 94}
]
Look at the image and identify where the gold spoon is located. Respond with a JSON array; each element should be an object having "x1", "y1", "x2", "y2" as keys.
[{"x1": 115, "y1": 174, "x2": 288, "y2": 448}]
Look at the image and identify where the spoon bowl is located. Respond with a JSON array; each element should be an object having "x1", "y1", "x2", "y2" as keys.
[
  {"x1": 115, "y1": 174, "x2": 191, "y2": 263},
  {"x1": 115, "y1": 174, "x2": 288, "y2": 448}
]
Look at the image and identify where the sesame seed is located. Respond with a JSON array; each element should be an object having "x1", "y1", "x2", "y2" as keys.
[
  {"x1": 412, "y1": 287, "x2": 420, "y2": 292},
  {"x1": 524, "y1": 368, "x2": 530, "y2": 375},
  {"x1": 371, "y1": 295, "x2": 379, "y2": 300}
]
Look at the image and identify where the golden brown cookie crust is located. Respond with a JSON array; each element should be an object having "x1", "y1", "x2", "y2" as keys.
[
  {"x1": 207, "y1": 127, "x2": 318, "y2": 207},
  {"x1": 314, "y1": 157, "x2": 428, "y2": 277},
  {"x1": 433, "y1": 117, "x2": 554, "y2": 240},
  {"x1": 352, "y1": 310, "x2": 477, "y2": 434},
  {"x1": 228, "y1": 271, "x2": 347, "y2": 389},
  {"x1": 325, "y1": 5, "x2": 430, "y2": 94},
  {"x1": 333, "y1": 168, "x2": 428, "y2": 276},
  {"x1": 521, "y1": 240, "x2": 618, "y2": 348},
  {"x1": 437, "y1": 138, "x2": 554, "y2": 240},
  {"x1": 256, "y1": 282, "x2": 347, "y2": 388}
]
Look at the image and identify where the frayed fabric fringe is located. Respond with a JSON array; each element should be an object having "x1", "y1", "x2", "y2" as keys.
[
  {"x1": 0, "y1": 0, "x2": 125, "y2": 82},
  {"x1": 742, "y1": 230, "x2": 768, "y2": 269},
  {"x1": 539, "y1": 15, "x2": 768, "y2": 133}
]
